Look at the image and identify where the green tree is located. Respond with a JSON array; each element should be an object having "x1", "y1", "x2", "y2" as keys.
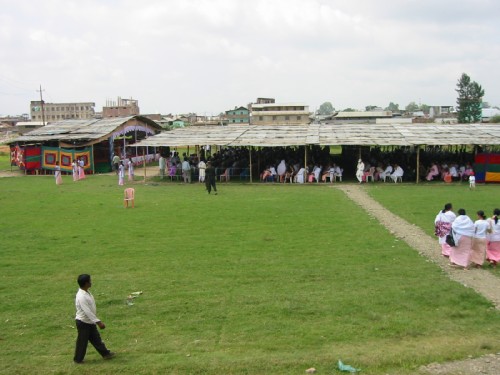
[
  {"x1": 385, "y1": 102, "x2": 399, "y2": 112},
  {"x1": 489, "y1": 115, "x2": 500, "y2": 123},
  {"x1": 405, "y1": 102, "x2": 419, "y2": 113},
  {"x1": 342, "y1": 108, "x2": 356, "y2": 112},
  {"x1": 365, "y1": 105, "x2": 378, "y2": 111},
  {"x1": 318, "y1": 102, "x2": 335, "y2": 115},
  {"x1": 420, "y1": 104, "x2": 430, "y2": 114},
  {"x1": 456, "y1": 73, "x2": 484, "y2": 123}
]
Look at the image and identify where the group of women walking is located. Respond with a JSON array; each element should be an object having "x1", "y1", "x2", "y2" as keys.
[{"x1": 435, "y1": 204, "x2": 500, "y2": 269}]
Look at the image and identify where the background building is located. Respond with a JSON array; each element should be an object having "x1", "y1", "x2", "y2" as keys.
[
  {"x1": 250, "y1": 102, "x2": 310, "y2": 125},
  {"x1": 103, "y1": 97, "x2": 140, "y2": 118},
  {"x1": 30, "y1": 101, "x2": 95, "y2": 122},
  {"x1": 225, "y1": 106, "x2": 249, "y2": 124}
]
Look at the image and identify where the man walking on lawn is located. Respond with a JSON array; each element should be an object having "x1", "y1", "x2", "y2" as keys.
[{"x1": 74, "y1": 274, "x2": 115, "y2": 364}]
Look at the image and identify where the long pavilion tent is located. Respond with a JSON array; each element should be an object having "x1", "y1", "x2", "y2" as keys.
[
  {"x1": 132, "y1": 123, "x2": 500, "y2": 182},
  {"x1": 133, "y1": 123, "x2": 500, "y2": 148}
]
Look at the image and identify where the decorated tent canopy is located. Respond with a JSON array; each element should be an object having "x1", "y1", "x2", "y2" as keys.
[
  {"x1": 132, "y1": 123, "x2": 500, "y2": 148},
  {"x1": 8, "y1": 116, "x2": 163, "y2": 173},
  {"x1": 9, "y1": 115, "x2": 162, "y2": 147}
]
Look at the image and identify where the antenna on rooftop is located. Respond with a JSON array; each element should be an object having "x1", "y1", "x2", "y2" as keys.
[{"x1": 36, "y1": 84, "x2": 46, "y2": 126}]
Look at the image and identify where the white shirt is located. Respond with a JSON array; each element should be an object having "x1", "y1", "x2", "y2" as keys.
[
  {"x1": 474, "y1": 219, "x2": 490, "y2": 238},
  {"x1": 392, "y1": 166, "x2": 404, "y2": 177},
  {"x1": 75, "y1": 288, "x2": 100, "y2": 324},
  {"x1": 488, "y1": 218, "x2": 500, "y2": 242}
]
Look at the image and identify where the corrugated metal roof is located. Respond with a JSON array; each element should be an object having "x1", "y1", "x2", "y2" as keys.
[
  {"x1": 132, "y1": 123, "x2": 500, "y2": 147},
  {"x1": 9, "y1": 116, "x2": 162, "y2": 144}
]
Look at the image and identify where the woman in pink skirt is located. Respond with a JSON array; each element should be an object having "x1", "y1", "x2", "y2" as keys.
[
  {"x1": 78, "y1": 158, "x2": 86, "y2": 179},
  {"x1": 471, "y1": 210, "x2": 489, "y2": 268},
  {"x1": 487, "y1": 208, "x2": 500, "y2": 267},
  {"x1": 72, "y1": 159, "x2": 79, "y2": 182},
  {"x1": 450, "y1": 208, "x2": 474, "y2": 269},
  {"x1": 434, "y1": 203, "x2": 456, "y2": 257}
]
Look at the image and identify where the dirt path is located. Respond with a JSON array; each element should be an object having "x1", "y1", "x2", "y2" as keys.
[{"x1": 335, "y1": 184, "x2": 500, "y2": 374}]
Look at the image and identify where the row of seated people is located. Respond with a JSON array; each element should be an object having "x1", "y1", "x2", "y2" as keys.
[
  {"x1": 261, "y1": 160, "x2": 343, "y2": 183},
  {"x1": 425, "y1": 162, "x2": 474, "y2": 182},
  {"x1": 357, "y1": 161, "x2": 404, "y2": 183}
]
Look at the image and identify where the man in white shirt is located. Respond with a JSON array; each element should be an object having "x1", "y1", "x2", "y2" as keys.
[
  {"x1": 182, "y1": 158, "x2": 192, "y2": 183},
  {"x1": 198, "y1": 159, "x2": 206, "y2": 182},
  {"x1": 74, "y1": 274, "x2": 115, "y2": 364}
]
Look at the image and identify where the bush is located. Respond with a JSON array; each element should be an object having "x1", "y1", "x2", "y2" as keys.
[{"x1": 489, "y1": 115, "x2": 500, "y2": 123}]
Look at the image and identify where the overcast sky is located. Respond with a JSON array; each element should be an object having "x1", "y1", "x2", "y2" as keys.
[{"x1": 1, "y1": 0, "x2": 499, "y2": 116}]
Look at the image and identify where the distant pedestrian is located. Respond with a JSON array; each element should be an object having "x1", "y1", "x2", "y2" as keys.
[
  {"x1": 159, "y1": 155, "x2": 166, "y2": 179},
  {"x1": 55, "y1": 162, "x2": 62, "y2": 185},
  {"x1": 72, "y1": 159, "x2": 79, "y2": 182},
  {"x1": 118, "y1": 161, "x2": 125, "y2": 186},
  {"x1": 205, "y1": 161, "x2": 217, "y2": 194},
  {"x1": 198, "y1": 159, "x2": 206, "y2": 182},
  {"x1": 469, "y1": 174, "x2": 476, "y2": 190},
  {"x1": 182, "y1": 158, "x2": 191, "y2": 183},
  {"x1": 127, "y1": 158, "x2": 134, "y2": 181},
  {"x1": 74, "y1": 274, "x2": 115, "y2": 364},
  {"x1": 112, "y1": 153, "x2": 120, "y2": 174},
  {"x1": 78, "y1": 158, "x2": 86, "y2": 179}
]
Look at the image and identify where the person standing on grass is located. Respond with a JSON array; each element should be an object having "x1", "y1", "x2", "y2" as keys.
[
  {"x1": 434, "y1": 203, "x2": 456, "y2": 257},
  {"x1": 72, "y1": 159, "x2": 79, "y2": 182},
  {"x1": 74, "y1": 274, "x2": 115, "y2": 364},
  {"x1": 54, "y1": 162, "x2": 62, "y2": 185},
  {"x1": 471, "y1": 210, "x2": 489, "y2": 268},
  {"x1": 356, "y1": 159, "x2": 364, "y2": 183},
  {"x1": 487, "y1": 208, "x2": 500, "y2": 267},
  {"x1": 159, "y1": 154, "x2": 166, "y2": 179},
  {"x1": 450, "y1": 208, "x2": 474, "y2": 270},
  {"x1": 205, "y1": 161, "x2": 217, "y2": 194},
  {"x1": 127, "y1": 158, "x2": 134, "y2": 182},
  {"x1": 198, "y1": 159, "x2": 206, "y2": 183},
  {"x1": 182, "y1": 157, "x2": 191, "y2": 183},
  {"x1": 112, "y1": 153, "x2": 120, "y2": 174},
  {"x1": 78, "y1": 157, "x2": 86, "y2": 179},
  {"x1": 118, "y1": 161, "x2": 125, "y2": 186}
]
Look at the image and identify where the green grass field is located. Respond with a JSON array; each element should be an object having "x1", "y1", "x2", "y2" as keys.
[{"x1": 1, "y1": 174, "x2": 500, "y2": 374}]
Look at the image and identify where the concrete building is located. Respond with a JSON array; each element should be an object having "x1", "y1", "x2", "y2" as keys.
[
  {"x1": 329, "y1": 111, "x2": 393, "y2": 124},
  {"x1": 225, "y1": 106, "x2": 249, "y2": 124},
  {"x1": 250, "y1": 102, "x2": 310, "y2": 125},
  {"x1": 30, "y1": 101, "x2": 95, "y2": 122},
  {"x1": 102, "y1": 97, "x2": 140, "y2": 118}
]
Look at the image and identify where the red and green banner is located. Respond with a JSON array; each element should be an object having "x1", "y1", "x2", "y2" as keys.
[
  {"x1": 474, "y1": 153, "x2": 500, "y2": 183},
  {"x1": 10, "y1": 145, "x2": 42, "y2": 170},
  {"x1": 42, "y1": 147, "x2": 93, "y2": 172}
]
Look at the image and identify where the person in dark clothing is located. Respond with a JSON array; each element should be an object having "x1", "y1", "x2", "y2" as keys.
[{"x1": 205, "y1": 161, "x2": 217, "y2": 195}]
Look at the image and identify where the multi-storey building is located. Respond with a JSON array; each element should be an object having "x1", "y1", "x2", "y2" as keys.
[
  {"x1": 30, "y1": 101, "x2": 95, "y2": 122},
  {"x1": 250, "y1": 102, "x2": 310, "y2": 125},
  {"x1": 225, "y1": 106, "x2": 249, "y2": 124},
  {"x1": 102, "y1": 97, "x2": 140, "y2": 118}
]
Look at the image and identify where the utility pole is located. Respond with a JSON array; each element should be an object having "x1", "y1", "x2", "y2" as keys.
[{"x1": 37, "y1": 84, "x2": 46, "y2": 125}]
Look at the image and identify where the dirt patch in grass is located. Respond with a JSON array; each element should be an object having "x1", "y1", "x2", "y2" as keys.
[{"x1": 335, "y1": 184, "x2": 500, "y2": 374}]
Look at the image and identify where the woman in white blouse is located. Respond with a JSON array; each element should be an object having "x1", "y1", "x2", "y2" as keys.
[
  {"x1": 487, "y1": 208, "x2": 500, "y2": 267},
  {"x1": 471, "y1": 210, "x2": 489, "y2": 268}
]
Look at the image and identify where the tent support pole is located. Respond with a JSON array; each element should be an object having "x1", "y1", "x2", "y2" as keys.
[
  {"x1": 416, "y1": 146, "x2": 420, "y2": 184},
  {"x1": 143, "y1": 147, "x2": 147, "y2": 182},
  {"x1": 304, "y1": 145, "x2": 307, "y2": 173},
  {"x1": 249, "y1": 147, "x2": 253, "y2": 184}
]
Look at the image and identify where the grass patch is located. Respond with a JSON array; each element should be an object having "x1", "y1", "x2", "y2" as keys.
[{"x1": 1, "y1": 177, "x2": 500, "y2": 374}]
